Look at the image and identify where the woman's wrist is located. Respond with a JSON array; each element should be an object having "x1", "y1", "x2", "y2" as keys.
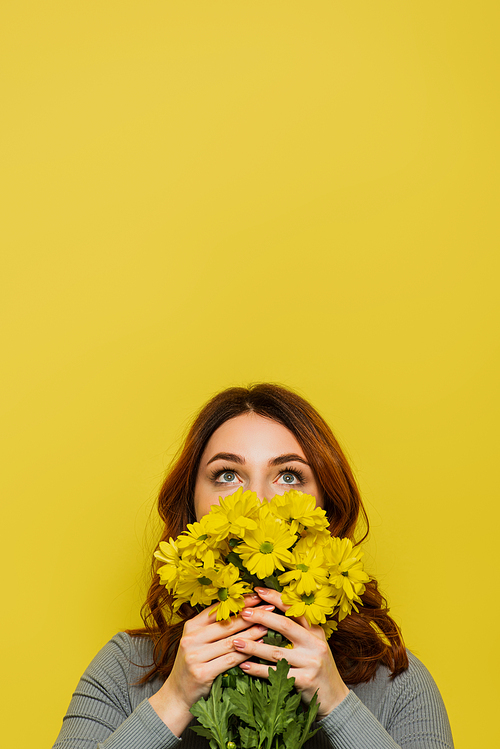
[
  {"x1": 148, "y1": 679, "x2": 193, "y2": 738},
  {"x1": 317, "y1": 681, "x2": 350, "y2": 719}
]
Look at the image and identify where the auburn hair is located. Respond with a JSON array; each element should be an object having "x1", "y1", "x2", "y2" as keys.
[{"x1": 128, "y1": 383, "x2": 408, "y2": 684}]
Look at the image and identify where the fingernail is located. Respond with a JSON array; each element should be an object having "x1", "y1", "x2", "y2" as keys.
[
  {"x1": 233, "y1": 639, "x2": 245, "y2": 649},
  {"x1": 262, "y1": 605, "x2": 275, "y2": 611},
  {"x1": 239, "y1": 663, "x2": 251, "y2": 671},
  {"x1": 242, "y1": 609, "x2": 254, "y2": 617},
  {"x1": 257, "y1": 638, "x2": 264, "y2": 643},
  {"x1": 254, "y1": 587, "x2": 269, "y2": 594}
]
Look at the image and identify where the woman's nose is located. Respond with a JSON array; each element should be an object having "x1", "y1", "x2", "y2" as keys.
[{"x1": 246, "y1": 477, "x2": 270, "y2": 500}]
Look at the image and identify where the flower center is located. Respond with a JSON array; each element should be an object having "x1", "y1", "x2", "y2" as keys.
[
  {"x1": 197, "y1": 534, "x2": 208, "y2": 541},
  {"x1": 297, "y1": 563, "x2": 309, "y2": 572},
  {"x1": 301, "y1": 593, "x2": 315, "y2": 605},
  {"x1": 218, "y1": 588, "x2": 229, "y2": 601},
  {"x1": 342, "y1": 571, "x2": 349, "y2": 577},
  {"x1": 198, "y1": 576, "x2": 212, "y2": 586},
  {"x1": 259, "y1": 541, "x2": 274, "y2": 554}
]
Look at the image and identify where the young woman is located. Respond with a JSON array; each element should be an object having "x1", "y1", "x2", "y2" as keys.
[{"x1": 53, "y1": 384, "x2": 454, "y2": 748}]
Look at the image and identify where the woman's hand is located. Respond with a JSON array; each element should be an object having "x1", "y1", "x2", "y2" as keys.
[
  {"x1": 149, "y1": 594, "x2": 272, "y2": 737},
  {"x1": 232, "y1": 587, "x2": 349, "y2": 719}
]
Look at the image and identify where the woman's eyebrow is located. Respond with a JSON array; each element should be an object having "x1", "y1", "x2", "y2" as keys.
[
  {"x1": 268, "y1": 453, "x2": 309, "y2": 466},
  {"x1": 206, "y1": 452, "x2": 245, "y2": 466},
  {"x1": 205, "y1": 452, "x2": 309, "y2": 467}
]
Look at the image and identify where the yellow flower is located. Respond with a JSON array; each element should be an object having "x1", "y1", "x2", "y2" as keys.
[
  {"x1": 236, "y1": 511, "x2": 296, "y2": 579},
  {"x1": 162, "y1": 489, "x2": 369, "y2": 630},
  {"x1": 325, "y1": 537, "x2": 370, "y2": 601},
  {"x1": 173, "y1": 560, "x2": 218, "y2": 610},
  {"x1": 298, "y1": 529, "x2": 332, "y2": 551},
  {"x1": 278, "y1": 546, "x2": 329, "y2": 595},
  {"x1": 195, "y1": 508, "x2": 230, "y2": 543},
  {"x1": 206, "y1": 488, "x2": 261, "y2": 539},
  {"x1": 282, "y1": 583, "x2": 338, "y2": 626},
  {"x1": 176, "y1": 514, "x2": 226, "y2": 568},
  {"x1": 270, "y1": 490, "x2": 330, "y2": 535},
  {"x1": 321, "y1": 619, "x2": 338, "y2": 640},
  {"x1": 211, "y1": 563, "x2": 253, "y2": 620},
  {"x1": 337, "y1": 595, "x2": 360, "y2": 622},
  {"x1": 154, "y1": 538, "x2": 181, "y2": 592}
]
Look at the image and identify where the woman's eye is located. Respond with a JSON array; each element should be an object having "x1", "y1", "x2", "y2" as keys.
[
  {"x1": 218, "y1": 471, "x2": 237, "y2": 483},
  {"x1": 277, "y1": 472, "x2": 300, "y2": 485}
]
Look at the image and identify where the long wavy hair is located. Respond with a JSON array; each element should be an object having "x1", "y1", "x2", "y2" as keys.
[{"x1": 129, "y1": 383, "x2": 408, "y2": 684}]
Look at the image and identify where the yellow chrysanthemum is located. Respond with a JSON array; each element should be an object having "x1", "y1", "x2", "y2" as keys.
[
  {"x1": 211, "y1": 563, "x2": 253, "y2": 620},
  {"x1": 157, "y1": 489, "x2": 369, "y2": 630},
  {"x1": 297, "y1": 528, "x2": 331, "y2": 549},
  {"x1": 173, "y1": 560, "x2": 218, "y2": 610},
  {"x1": 206, "y1": 488, "x2": 261, "y2": 539},
  {"x1": 282, "y1": 583, "x2": 338, "y2": 626},
  {"x1": 269, "y1": 490, "x2": 330, "y2": 534},
  {"x1": 154, "y1": 538, "x2": 181, "y2": 592},
  {"x1": 236, "y1": 512, "x2": 296, "y2": 579},
  {"x1": 278, "y1": 546, "x2": 329, "y2": 595},
  {"x1": 321, "y1": 619, "x2": 338, "y2": 640},
  {"x1": 337, "y1": 595, "x2": 360, "y2": 622},
  {"x1": 325, "y1": 537, "x2": 370, "y2": 601},
  {"x1": 176, "y1": 514, "x2": 226, "y2": 568},
  {"x1": 194, "y1": 509, "x2": 230, "y2": 543}
]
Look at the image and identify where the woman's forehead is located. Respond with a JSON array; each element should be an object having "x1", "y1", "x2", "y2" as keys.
[{"x1": 201, "y1": 413, "x2": 305, "y2": 462}]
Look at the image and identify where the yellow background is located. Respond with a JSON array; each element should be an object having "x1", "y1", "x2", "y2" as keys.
[{"x1": 1, "y1": 2, "x2": 498, "y2": 746}]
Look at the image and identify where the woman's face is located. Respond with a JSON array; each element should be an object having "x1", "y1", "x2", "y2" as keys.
[{"x1": 194, "y1": 412, "x2": 323, "y2": 521}]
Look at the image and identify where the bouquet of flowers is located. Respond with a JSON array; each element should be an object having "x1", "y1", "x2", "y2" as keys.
[{"x1": 155, "y1": 488, "x2": 369, "y2": 749}]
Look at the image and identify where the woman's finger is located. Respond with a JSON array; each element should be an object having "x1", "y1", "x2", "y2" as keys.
[
  {"x1": 232, "y1": 636, "x2": 301, "y2": 667},
  {"x1": 254, "y1": 587, "x2": 289, "y2": 612},
  {"x1": 184, "y1": 593, "x2": 265, "y2": 636},
  {"x1": 253, "y1": 587, "x2": 312, "y2": 631},
  {"x1": 197, "y1": 645, "x2": 264, "y2": 684},
  {"x1": 203, "y1": 593, "x2": 263, "y2": 624},
  {"x1": 239, "y1": 660, "x2": 286, "y2": 678},
  {"x1": 201, "y1": 623, "x2": 268, "y2": 661},
  {"x1": 198, "y1": 604, "x2": 275, "y2": 644},
  {"x1": 240, "y1": 606, "x2": 314, "y2": 647}
]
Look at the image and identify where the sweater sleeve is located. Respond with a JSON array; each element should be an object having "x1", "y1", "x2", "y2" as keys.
[
  {"x1": 318, "y1": 654, "x2": 454, "y2": 749},
  {"x1": 52, "y1": 633, "x2": 181, "y2": 749}
]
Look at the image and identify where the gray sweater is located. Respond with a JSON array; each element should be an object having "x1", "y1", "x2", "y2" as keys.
[{"x1": 53, "y1": 632, "x2": 454, "y2": 749}]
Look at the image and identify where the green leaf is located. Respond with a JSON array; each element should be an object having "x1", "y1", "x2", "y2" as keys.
[
  {"x1": 224, "y1": 685, "x2": 257, "y2": 728},
  {"x1": 190, "y1": 725, "x2": 214, "y2": 740},
  {"x1": 225, "y1": 556, "x2": 283, "y2": 593},
  {"x1": 295, "y1": 691, "x2": 321, "y2": 749},
  {"x1": 226, "y1": 551, "x2": 246, "y2": 571},
  {"x1": 239, "y1": 724, "x2": 259, "y2": 748},
  {"x1": 191, "y1": 656, "x2": 321, "y2": 749},
  {"x1": 235, "y1": 677, "x2": 249, "y2": 695},
  {"x1": 258, "y1": 659, "x2": 296, "y2": 749},
  {"x1": 262, "y1": 630, "x2": 289, "y2": 649},
  {"x1": 282, "y1": 719, "x2": 302, "y2": 747},
  {"x1": 262, "y1": 575, "x2": 283, "y2": 592},
  {"x1": 281, "y1": 689, "x2": 302, "y2": 715},
  {"x1": 189, "y1": 675, "x2": 232, "y2": 749}
]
